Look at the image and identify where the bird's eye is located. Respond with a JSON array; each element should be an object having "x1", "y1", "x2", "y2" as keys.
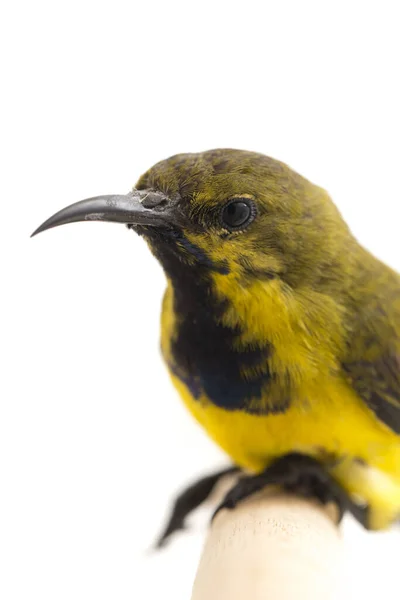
[{"x1": 221, "y1": 198, "x2": 256, "y2": 230}]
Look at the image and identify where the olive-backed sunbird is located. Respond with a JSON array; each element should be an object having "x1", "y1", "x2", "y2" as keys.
[{"x1": 32, "y1": 149, "x2": 400, "y2": 541}]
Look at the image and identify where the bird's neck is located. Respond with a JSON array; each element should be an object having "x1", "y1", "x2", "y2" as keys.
[
  {"x1": 161, "y1": 260, "x2": 290, "y2": 372},
  {"x1": 162, "y1": 260, "x2": 298, "y2": 351},
  {"x1": 161, "y1": 267, "x2": 275, "y2": 412}
]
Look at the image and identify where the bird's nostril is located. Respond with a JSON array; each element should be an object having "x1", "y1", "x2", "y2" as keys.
[{"x1": 141, "y1": 191, "x2": 168, "y2": 209}]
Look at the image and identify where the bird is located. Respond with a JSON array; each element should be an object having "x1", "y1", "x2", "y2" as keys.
[{"x1": 32, "y1": 148, "x2": 400, "y2": 544}]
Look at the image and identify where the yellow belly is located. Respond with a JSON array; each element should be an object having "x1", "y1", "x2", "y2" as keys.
[{"x1": 170, "y1": 371, "x2": 400, "y2": 529}]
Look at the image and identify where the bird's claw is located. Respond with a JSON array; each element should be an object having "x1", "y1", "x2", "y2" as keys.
[{"x1": 212, "y1": 453, "x2": 369, "y2": 527}]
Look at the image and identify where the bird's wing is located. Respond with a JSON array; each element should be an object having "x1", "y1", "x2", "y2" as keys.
[{"x1": 343, "y1": 342, "x2": 400, "y2": 434}]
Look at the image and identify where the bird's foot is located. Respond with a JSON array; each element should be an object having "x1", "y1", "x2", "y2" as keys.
[
  {"x1": 156, "y1": 466, "x2": 239, "y2": 548},
  {"x1": 212, "y1": 453, "x2": 369, "y2": 528}
]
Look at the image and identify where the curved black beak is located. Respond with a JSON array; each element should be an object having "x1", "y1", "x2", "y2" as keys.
[{"x1": 31, "y1": 191, "x2": 174, "y2": 237}]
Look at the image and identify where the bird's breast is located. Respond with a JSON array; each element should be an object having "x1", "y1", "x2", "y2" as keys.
[{"x1": 161, "y1": 279, "x2": 290, "y2": 414}]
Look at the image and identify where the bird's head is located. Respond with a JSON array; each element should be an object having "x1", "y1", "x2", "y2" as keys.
[{"x1": 32, "y1": 149, "x2": 351, "y2": 288}]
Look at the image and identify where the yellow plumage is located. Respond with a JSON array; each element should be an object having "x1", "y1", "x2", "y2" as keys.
[{"x1": 162, "y1": 275, "x2": 400, "y2": 529}]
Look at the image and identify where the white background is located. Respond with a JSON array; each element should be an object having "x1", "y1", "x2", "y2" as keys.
[{"x1": 1, "y1": 1, "x2": 399, "y2": 598}]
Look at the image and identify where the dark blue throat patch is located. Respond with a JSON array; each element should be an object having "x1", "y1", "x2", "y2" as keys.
[{"x1": 143, "y1": 228, "x2": 287, "y2": 414}]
